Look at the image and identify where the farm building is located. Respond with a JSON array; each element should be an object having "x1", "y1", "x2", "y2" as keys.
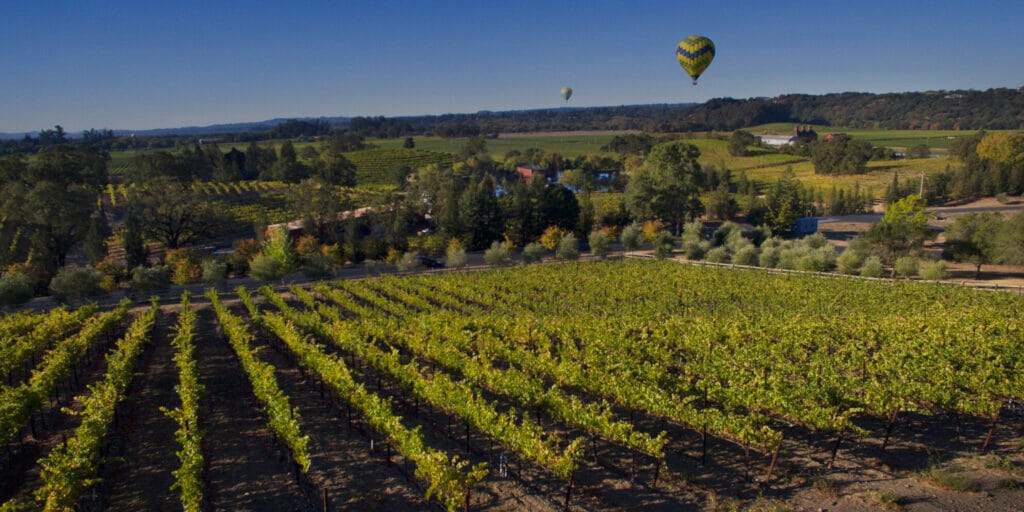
[
  {"x1": 756, "y1": 125, "x2": 818, "y2": 147},
  {"x1": 515, "y1": 165, "x2": 559, "y2": 184}
]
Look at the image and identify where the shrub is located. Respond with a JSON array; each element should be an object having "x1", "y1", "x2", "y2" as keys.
[
  {"x1": 95, "y1": 257, "x2": 128, "y2": 282},
  {"x1": 681, "y1": 221, "x2": 704, "y2": 245},
  {"x1": 712, "y1": 221, "x2": 740, "y2": 247},
  {"x1": 230, "y1": 238, "x2": 260, "y2": 274},
  {"x1": 803, "y1": 232, "x2": 829, "y2": 249},
  {"x1": 620, "y1": 223, "x2": 642, "y2": 251},
  {"x1": 521, "y1": 242, "x2": 546, "y2": 264},
  {"x1": 396, "y1": 251, "x2": 422, "y2": 272},
  {"x1": 201, "y1": 259, "x2": 228, "y2": 286},
  {"x1": 407, "y1": 233, "x2": 448, "y2": 258},
  {"x1": 996, "y1": 192, "x2": 1010, "y2": 204},
  {"x1": 385, "y1": 248, "x2": 402, "y2": 265},
  {"x1": 302, "y1": 252, "x2": 335, "y2": 278},
  {"x1": 539, "y1": 226, "x2": 566, "y2": 251},
  {"x1": 131, "y1": 265, "x2": 170, "y2": 291},
  {"x1": 294, "y1": 235, "x2": 321, "y2": 263},
  {"x1": 588, "y1": 230, "x2": 611, "y2": 259},
  {"x1": 484, "y1": 241, "x2": 511, "y2": 266},
  {"x1": 259, "y1": 226, "x2": 298, "y2": 276},
  {"x1": 836, "y1": 249, "x2": 866, "y2": 274},
  {"x1": 750, "y1": 224, "x2": 772, "y2": 246},
  {"x1": 249, "y1": 254, "x2": 285, "y2": 281},
  {"x1": 725, "y1": 232, "x2": 754, "y2": 255},
  {"x1": 758, "y1": 246, "x2": 780, "y2": 268},
  {"x1": 445, "y1": 239, "x2": 467, "y2": 268},
  {"x1": 50, "y1": 265, "x2": 104, "y2": 302},
  {"x1": 919, "y1": 259, "x2": 948, "y2": 281},
  {"x1": 556, "y1": 233, "x2": 580, "y2": 260},
  {"x1": 321, "y1": 243, "x2": 345, "y2": 267},
  {"x1": 641, "y1": 220, "x2": 662, "y2": 242},
  {"x1": 732, "y1": 245, "x2": 760, "y2": 266},
  {"x1": 861, "y1": 256, "x2": 885, "y2": 277},
  {"x1": 894, "y1": 256, "x2": 919, "y2": 278},
  {"x1": 777, "y1": 247, "x2": 806, "y2": 270},
  {"x1": 0, "y1": 272, "x2": 34, "y2": 306},
  {"x1": 653, "y1": 231, "x2": 675, "y2": 259},
  {"x1": 796, "y1": 248, "x2": 834, "y2": 272},
  {"x1": 165, "y1": 248, "x2": 202, "y2": 285},
  {"x1": 682, "y1": 240, "x2": 707, "y2": 260},
  {"x1": 705, "y1": 246, "x2": 730, "y2": 263}
]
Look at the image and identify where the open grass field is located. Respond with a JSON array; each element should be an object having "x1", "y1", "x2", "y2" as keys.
[
  {"x1": 1, "y1": 259, "x2": 1022, "y2": 511},
  {"x1": 369, "y1": 133, "x2": 623, "y2": 158},
  {"x1": 748, "y1": 122, "x2": 1024, "y2": 150},
  {"x1": 98, "y1": 127, "x2": 976, "y2": 197}
]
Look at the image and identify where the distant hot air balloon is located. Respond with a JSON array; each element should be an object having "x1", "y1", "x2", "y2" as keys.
[
  {"x1": 676, "y1": 35, "x2": 715, "y2": 85},
  {"x1": 560, "y1": 86, "x2": 573, "y2": 102}
]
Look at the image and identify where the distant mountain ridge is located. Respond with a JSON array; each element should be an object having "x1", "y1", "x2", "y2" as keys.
[{"x1": 3, "y1": 87, "x2": 1023, "y2": 139}]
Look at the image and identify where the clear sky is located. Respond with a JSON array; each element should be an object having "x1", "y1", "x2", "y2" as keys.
[{"x1": 2, "y1": 0, "x2": 1022, "y2": 133}]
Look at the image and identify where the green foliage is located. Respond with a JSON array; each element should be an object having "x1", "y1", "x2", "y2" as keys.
[
  {"x1": 625, "y1": 141, "x2": 706, "y2": 232},
  {"x1": 165, "y1": 248, "x2": 202, "y2": 285},
  {"x1": 620, "y1": 223, "x2": 642, "y2": 251},
  {"x1": 445, "y1": 239, "x2": 468, "y2": 268},
  {"x1": 396, "y1": 252, "x2": 423, "y2": 272},
  {"x1": 705, "y1": 246, "x2": 730, "y2": 263},
  {"x1": 49, "y1": 265, "x2": 103, "y2": 302},
  {"x1": 540, "y1": 226, "x2": 566, "y2": 251},
  {"x1": 919, "y1": 259, "x2": 948, "y2": 280},
  {"x1": 918, "y1": 468, "x2": 980, "y2": 492},
  {"x1": 301, "y1": 252, "x2": 335, "y2": 278},
  {"x1": 893, "y1": 256, "x2": 919, "y2": 278},
  {"x1": 201, "y1": 258, "x2": 228, "y2": 286},
  {"x1": 556, "y1": 233, "x2": 579, "y2": 260},
  {"x1": 811, "y1": 134, "x2": 872, "y2": 175},
  {"x1": 652, "y1": 231, "x2": 675, "y2": 259},
  {"x1": 861, "y1": 256, "x2": 885, "y2": 277},
  {"x1": 867, "y1": 195, "x2": 937, "y2": 262},
  {"x1": 758, "y1": 246, "x2": 779, "y2": 268},
  {"x1": 0, "y1": 272, "x2": 33, "y2": 305},
  {"x1": 588, "y1": 230, "x2": 611, "y2": 259},
  {"x1": 483, "y1": 241, "x2": 511, "y2": 266},
  {"x1": 943, "y1": 212, "x2": 1003, "y2": 278},
  {"x1": 255, "y1": 226, "x2": 297, "y2": 279},
  {"x1": 727, "y1": 130, "x2": 756, "y2": 157},
  {"x1": 249, "y1": 254, "x2": 284, "y2": 281},
  {"x1": 836, "y1": 249, "x2": 866, "y2": 274},
  {"x1": 131, "y1": 265, "x2": 169, "y2": 291},
  {"x1": 521, "y1": 242, "x2": 546, "y2": 264},
  {"x1": 683, "y1": 240, "x2": 707, "y2": 260},
  {"x1": 732, "y1": 245, "x2": 760, "y2": 266}
]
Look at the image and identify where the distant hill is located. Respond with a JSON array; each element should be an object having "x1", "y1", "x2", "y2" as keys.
[
  {"x1": 3, "y1": 87, "x2": 1023, "y2": 141},
  {"x1": 0, "y1": 116, "x2": 352, "y2": 140}
]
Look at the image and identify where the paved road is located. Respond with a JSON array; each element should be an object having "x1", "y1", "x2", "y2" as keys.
[{"x1": 817, "y1": 203, "x2": 1024, "y2": 225}]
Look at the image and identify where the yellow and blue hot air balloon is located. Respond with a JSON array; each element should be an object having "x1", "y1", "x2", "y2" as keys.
[
  {"x1": 560, "y1": 86, "x2": 573, "y2": 102},
  {"x1": 676, "y1": 35, "x2": 715, "y2": 85}
]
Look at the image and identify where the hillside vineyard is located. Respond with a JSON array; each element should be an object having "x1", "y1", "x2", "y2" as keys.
[{"x1": 1, "y1": 259, "x2": 1021, "y2": 511}]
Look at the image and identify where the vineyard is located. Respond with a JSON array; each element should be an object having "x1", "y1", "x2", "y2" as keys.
[
  {"x1": 344, "y1": 149, "x2": 455, "y2": 185},
  {"x1": 1, "y1": 259, "x2": 1023, "y2": 511}
]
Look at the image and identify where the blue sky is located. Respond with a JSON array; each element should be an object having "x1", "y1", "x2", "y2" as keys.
[{"x1": 2, "y1": 0, "x2": 1022, "y2": 132}]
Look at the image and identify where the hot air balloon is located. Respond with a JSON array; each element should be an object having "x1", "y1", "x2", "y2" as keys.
[
  {"x1": 676, "y1": 36, "x2": 715, "y2": 85},
  {"x1": 560, "y1": 87, "x2": 573, "y2": 102}
]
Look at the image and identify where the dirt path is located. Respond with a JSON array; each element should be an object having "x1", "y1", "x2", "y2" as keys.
[
  {"x1": 239, "y1": 303, "x2": 428, "y2": 511},
  {"x1": 191, "y1": 304, "x2": 314, "y2": 512},
  {"x1": 99, "y1": 306, "x2": 181, "y2": 511}
]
